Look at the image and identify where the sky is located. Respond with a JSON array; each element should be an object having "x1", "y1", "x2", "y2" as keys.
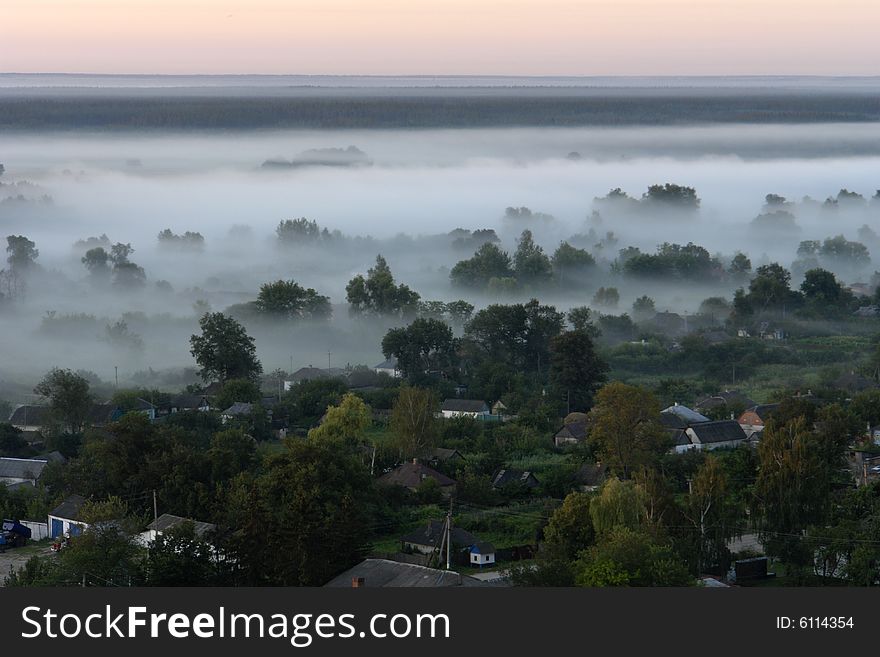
[{"x1": 2, "y1": 0, "x2": 879, "y2": 76}]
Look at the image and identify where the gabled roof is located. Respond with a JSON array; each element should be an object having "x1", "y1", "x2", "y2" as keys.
[
  {"x1": 401, "y1": 520, "x2": 478, "y2": 549},
  {"x1": 430, "y1": 447, "x2": 465, "y2": 462},
  {"x1": 373, "y1": 357, "x2": 398, "y2": 370},
  {"x1": 171, "y1": 394, "x2": 210, "y2": 410},
  {"x1": 221, "y1": 402, "x2": 253, "y2": 416},
  {"x1": 492, "y1": 468, "x2": 539, "y2": 488},
  {"x1": 324, "y1": 559, "x2": 486, "y2": 587},
  {"x1": 49, "y1": 494, "x2": 88, "y2": 522},
  {"x1": 8, "y1": 405, "x2": 50, "y2": 427},
  {"x1": 741, "y1": 403, "x2": 780, "y2": 423},
  {"x1": 555, "y1": 422, "x2": 588, "y2": 441},
  {"x1": 688, "y1": 420, "x2": 747, "y2": 444},
  {"x1": 441, "y1": 399, "x2": 488, "y2": 413},
  {"x1": 471, "y1": 541, "x2": 496, "y2": 554},
  {"x1": 377, "y1": 461, "x2": 456, "y2": 489},
  {"x1": 146, "y1": 513, "x2": 216, "y2": 538},
  {"x1": 290, "y1": 367, "x2": 329, "y2": 382},
  {"x1": 0, "y1": 457, "x2": 48, "y2": 481},
  {"x1": 661, "y1": 404, "x2": 711, "y2": 425}
]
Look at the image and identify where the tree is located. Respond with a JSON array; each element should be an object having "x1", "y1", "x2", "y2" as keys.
[
  {"x1": 574, "y1": 526, "x2": 692, "y2": 587},
  {"x1": 33, "y1": 368, "x2": 92, "y2": 434},
  {"x1": 548, "y1": 330, "x2": 609, "y2": 413},
  {"x1": 225, "y1": 438, "x2": 375, "y2": 585},
  {"x1": 145, "y1": 521, "x2": 223, "y2": 586},
  {"x1": 308, "y1": 393, "x2": 371, "y2": 444},
  {"x1": 587, "y1": 383, "x2": 668, "y2": 479},
  {"x1": 346, "y1": 254, "x2": 420, "y2": 317},
  {"x1": 254, "y1": 279, "x2": 331, "y2": 320},
  {"x1": 464, "y1": 299, "x2": 564, "y2": 378},
  {"x1": 800, "y1": 268, "x2": 855, "y2": 318},
  {"x1": 81, "y1": 247, "x2": 111, "y2": 281},
  {"x1": 109, "y1": 242, "x2": 134, "y2": 265},
  {"x1": 381, "y1": 317, "x2": 457, "y2": 381},
  {"x1": 739, "y1": 263, "x2": 800, "y2": 315},
  {"x1": 589, "y1": 478, "x2": 646, "y2": 536},
  {"x1": 543, "y1": 492, "x2": 595, "y2": 561},
  {"x1": 552, "y1": 241, "x2": 595, "y2": 286},
  {"x1": 683, "y1": 455, "x2": 734, "y2": 574},
  {"x1": 513, "y1": 229, "x2": 552, "y2": 286},
  {"x1": 567, "y1": 306, "x2": 601, "y2": 338},
  {"x1": 591, "y1": 287, "x2": 619, "y2": 308},
  {"x1": 755, "y1": 417, "x2": 830, "y2": 568},
  {"x1": 728, "y1": 252, "x2": 752, "y2": 279},
  {"x1": 189, "y1": 312, "x2": 263, "y2": 383},
  {"x1": 215, "y1": 378, "x2": 262, "y2": 411},
  {"x1": 449, "y1": 242, "x2": 514, "y2": 289},
  {"x1": 698, "y1": 296, "x2": 731, "y2": 320},
  {"x1": 631, "y1": 295, "x2": 656, "y2": 321},
  {"x1": 642, "y1": 183, "x2": 700, "y2": 211},
  {"x1": 0, "y1": 424, "x2": 30, "y2": 457},
  {"x1": 389, "y1": 386, "x2": 439, "y2": 459},
  {"x1": 6, "y1": 235, "x2": 38, "y2": 272}
]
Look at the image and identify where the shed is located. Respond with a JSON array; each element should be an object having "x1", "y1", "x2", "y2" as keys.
[
  {"x1": 48, "y1": 494, "x2": 89, "y2": 538},
  {"x1": 440, "y1": 399, "x2": 489, "y2": 418},
  {"x1": 470, "y1": 541, "x2": 497, "y2": 567}
]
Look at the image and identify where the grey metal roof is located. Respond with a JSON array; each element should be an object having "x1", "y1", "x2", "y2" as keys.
[
  {"x1": 49, "y1": 494, "x2": 87, "y2": 521},
  {"x1": 689, "y1": 420, "x2": 747, "y2": 444},
  {"x1": 221, "y1": 402, "x2": 253, "y2": 416},
  {"x1": 377, "y1": 461, "x2": 456, "y2": 489},
  {"x1": 146, "y1": 513, "x2": 216, "y2": 538},
  {"x1": 661, "y1": 404, "x2": 711, "y2": 425},
  {"x1": 324, "y1": 559, "x2": 487, "y2": 587},
  {"x1": 373, "y1": 357, "x2": 398, "y2": 370},
  {"x1": 0, "y1": 457, "x2": 48, "y2": 481},
  {"x1": 401, "y1": 520, "x2": 478, "y2": 549},
  {"x1": 8, "y1": 405, "x2": 50, "y2": 426}
]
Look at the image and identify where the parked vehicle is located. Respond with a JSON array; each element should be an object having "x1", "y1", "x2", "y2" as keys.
[{"x1": 0, "y1": 519, "x2": 32, "y2": 550}]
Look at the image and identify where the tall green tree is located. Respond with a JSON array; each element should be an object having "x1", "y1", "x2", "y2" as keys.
[
  {"x1": 254, "y1": 279, "x2": 331, "y2": 320},
  {"x1": 548, "y1": 330, "x2": 608, "y2": 413},
  {"x1": 189, "y1": 312, "x2": 263, "y2": 383},
  {"x1": 346, "y1": 254, "x2": 420, "y2": 317},
  {"x1": 33, "y1": 368, "x2": 93, "y2": 434},
  {"x1": 381, "y1": 317, "x2": 458, "y2": 381},
  {"x1": 587, "y1": 383, "x2": 668, "y2": 479},
  {"x1": 389, "y1": 386, "x2": 439, "y2": 459}
]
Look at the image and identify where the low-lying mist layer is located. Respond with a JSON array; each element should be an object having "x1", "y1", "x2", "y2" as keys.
[{"x1": 1, "y1": 123, "x2": 879, "y2": 399}]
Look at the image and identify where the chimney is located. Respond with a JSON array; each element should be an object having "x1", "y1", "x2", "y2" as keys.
[{"x1": 352, "y1": 577, "x2": 365, "y2": 588}]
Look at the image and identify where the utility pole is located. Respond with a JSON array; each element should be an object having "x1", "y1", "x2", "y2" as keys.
[
  {"x1": 445, "y1": 498, "x2": 453, "y2": 571},
  {"x1": 115, "y1": 366, "x2": 118, "y2": 389},
  {"x1": 370, "y1": 444, "x2": 377, "y2": 476},
  {"x1": 327, "y1": 350, "x2": 332, "y2": 373},
  {"x1": 152, "y1": 490, "x2": 158, "y2": 525}
]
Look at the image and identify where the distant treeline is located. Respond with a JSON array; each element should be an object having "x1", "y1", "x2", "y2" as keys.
[{"x1": 1, "y1": 93, "x2": 880, "y2": 130}]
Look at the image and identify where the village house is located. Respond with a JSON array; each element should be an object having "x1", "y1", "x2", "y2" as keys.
[
  {"x1": 377, "y1": 459, "x2": 457, "y2": 496},
  {"x1": 0, "y1": 456, "x2": 49, "y2": 487},
  {"x1": 138, "y1": 513, "x2": 217, "y2": 546},
  {"x1": 48, "y1": 494, "x2": 89, "y2": 538},
  {"x1": 683, "y1": 420, "x2": 748, "y2": 451},
  {"x1": 324, "y1": 559, "x2": 489, "y2": 587},
  {"x1": 401, "y1": 520, "x2": 479, "y2": 555},
  {"x1": 491, "y1": 468, "x2": 539, "y2": 490},
  {"x1": 169, "y1": 394, "x2": 212, "y2": 413},
  {"x1": 428, "y1": 447, "x2": 466, "y2": 468},
  {"x1": 738, "y1": 404, "x2": 780, "y2": 439},
  {"x1": 8, "y1": 404, "x2": 50, "y2": 433},
  {"x1": 440, "y1": 399, "x2": 490, "y2": 419},
  {"x1": 220, "y1": 402, "x2": 254, "y2": 423},
  {"x1": 373, "y1": 356, "x2": 401, "y2": 378},
  {"x1": 554, "y1": 421, "x2": 589, "y2": 447}
]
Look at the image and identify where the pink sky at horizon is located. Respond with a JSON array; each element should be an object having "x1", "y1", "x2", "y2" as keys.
[{"x1": 2, "y1": 0, "x2": 878, "y2": 76}]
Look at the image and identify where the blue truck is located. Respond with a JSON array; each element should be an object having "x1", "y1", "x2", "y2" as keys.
[{"x1": 0, "y1": 519, "x2": 32, "y2": 550}]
